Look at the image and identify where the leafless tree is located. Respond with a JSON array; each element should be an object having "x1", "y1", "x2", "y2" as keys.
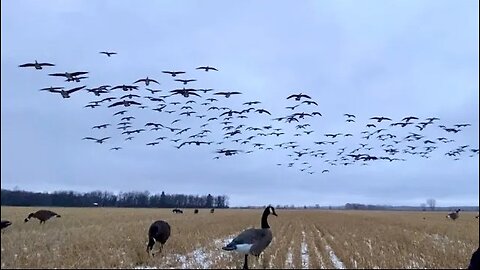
[{"x1": 427, "y1": 198, "x2": 436, "y2": 211}]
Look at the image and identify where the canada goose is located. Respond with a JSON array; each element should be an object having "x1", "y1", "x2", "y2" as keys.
[
  {"x1": 146, "y1": 220, "x2": 171, "y2": 256},
  {"x1": 222, "y1": 206, "x2": 277, "y2": 269},
  {"x1": 99, "y1": 51, "x2": 117, "y2": 57},
  {"x1": 287, "y1": 93, "x2": 311, "y2": 101},
  {"x1": 43, "y1": 85, "x2": 86, "y2": 98},
  {"x1": 214, "y1": 91, "x2": 242, "y2": 98},
  {"x1": 194, "y1": 209, "x2": 199, "y2": 214},
  {"x1": 108, "y1": 100, "x2": 141, "y2": 108},
  {"x1": 49, "y1": 71, "x2": 88, "y2": 81},
  {"x1": 1, "y1": 220, "x2": 12, "y2": 230},
  {"x1": 174, "y1": 79, "x2": 197, "y2": 85},
  {"x1": 24, "y1": 210, "x2": 61, "y2": 224},
  {"x1": 210, "y1": 208, "x2": 215, "y2": 213},
  {"x1": 19, "y1": 60, "x2": 55, "y2": 69},
  {"x1": 447, "y1": 209, "x2": 461, "y2": 220},
  {"x1": 162, "y1": 70, "x2": 185, "y2": 77},
  {"x1": 370, "y1": 116, "x2": 392, "y2": 122},
  {"x1": 134, "y1": 77, "x2": 159, "y2": 86},
  {"x1": 469, "y1": 248, "x2": 479, "y2": 270},
  {"x1": 82, "y1": 137, "x2": 111, "y2": 144},
  {"x1": 172, "y1": 208, "x2": 183, "y2": 214},
  {"x1": 196, "y1": 66, "x2": 218, "y2": 72}
]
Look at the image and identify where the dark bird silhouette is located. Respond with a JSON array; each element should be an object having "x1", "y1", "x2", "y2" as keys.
[
  {"x1": 196, "y1": 66, "x2": 218, "y2": 72},
  {"x1": 24, "y1": 210, "x2": 61, "y2": 224},
  {"x1": 287, "y1": 93, "x2": 311, "y2": 101},
  {"x1": 43, "y1": 85, "x2": 86, "y2": 98},
  {"x1": 82, "y1": 137, "x2": 111, "y2": 144},
  {"x1": 222, "y1": 206, "x2": 277, "y2": 269},
  {"x1": 49, "y1": 71, "x2": 88, "y2": 82},
  {"x1": 162, "y1": 70, "x2": 185, "y2": 77},
  {"x1": 344, "y1": 114, "x2": 356, "y2": 118},
  {"x1": 108, "y1": 100, "x2": 141, "y2": 108},
  {"x1": 370, "y1": 116, "x2": 392, "y2": 122},
  {"x1": 302, "y1": 100, "x2": 318, "y2": 106},
  {"x1": 134, "y1": 77, "x2": 160, "y2": 86},
  {"x1": 99, "y1": 51, "x2": 117, "y2": 57},
  {"x1": 19, "y1": 60, "x2": 55, "y2": 69},
  {"x1": 174, "y1": 79, "x2": 197, "y2": 85},
  {"x1": 402, "y1": 116, "x2": 419, "y2": 122},
  {"x1": 146, "y1": 220, "x2": 171, "y2": 256},
  {"x1": 214, "y1": 91, "x2": 242, "y2": 98}
]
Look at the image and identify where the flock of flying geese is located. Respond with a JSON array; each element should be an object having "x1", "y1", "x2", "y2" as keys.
[{"x1": 17, "y1": 53, "x2": 479, "y2": 175}]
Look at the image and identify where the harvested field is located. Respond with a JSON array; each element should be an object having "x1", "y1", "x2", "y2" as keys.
[{"x1": 1, "y1": 207, "x2": 478, "y2": 269}]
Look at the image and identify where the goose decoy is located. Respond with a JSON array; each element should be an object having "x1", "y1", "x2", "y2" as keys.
[
  {"x1": 99, "y1": 51, "x2": 117, "y2": 57},
  {"x1": 147, "y1": 220, "x2": 171, "y2": 256},
  {"x1": 1, "y1": 220, "x2": 12, "y2": 230},
  {"x1": 162, "y1": 70, "x2": 185, "y2": 77},
  {"x1": 133, "y1": 77, "x2": 160, "y2": 86},
  {"x1": 222, "y1": 206, "x2": 277, "y2": 269},
  {"x1": 19, "y1": 60, "x2": 55, "y2": 69},
  {"x1": 446, "y1": 209, "x2": 461, "y2": 220},
  {"x1": 196, "y1": 66, "x2": 218, "y2": 72},
  {"x1": 24, "y1": 210, "x2": 61, "y2": 224}
]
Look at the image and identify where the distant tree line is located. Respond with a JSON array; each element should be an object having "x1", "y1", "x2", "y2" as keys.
[{"x1": 1, "y1": 189, "x2": 229, "y2": 208}]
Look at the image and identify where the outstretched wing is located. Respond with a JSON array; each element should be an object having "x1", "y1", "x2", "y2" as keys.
[{"x1": 19, "y1": 63, "x2": 35, "y2": 67}]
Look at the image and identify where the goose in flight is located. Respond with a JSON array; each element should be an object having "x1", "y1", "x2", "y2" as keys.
[
  {"x1": 43, "y1": 85, "x2": 86, "y2": 98},
  {"x1": 344, "y1": 114, "x2": 356, "y2": 118},
  {"x1": 49, "y1": 71, "x2": 88, "y2": 82},
  {"x1": 162, "y1": 70, "x2": 185, "y2": 77},
  {"x1": 92, "y1": 124, "x2": 110, "y2": 129},
  {"x1": 108, "y1": 100, "x2": 141, "y2": 107},
  {"x1": 134, "y1": 77, "x2": 160, "y2": 86},
  {"x1": 146, "y1": 88, "x2": 162, "y2": 94},
  {"x1": 287, "y1": 93, "x2": 311, "y2": 101},
  {"x1": 19, "y1": 60, "x2": 55, "y2": 69},
  {"x1": 110, "y1": 147, "x2": 122, "y2": 150},
  {"x1": 82, "y1": 137, "x2": 111, "y2": 144},
  {"x1": 170, "y1": 88, "x2": 201, "y2": 98},
  {"x1": 402, "y1": 116, "x2": 418, "y2": 122},
  {"x1": 196, "y1": 66, "x2": 218, "y2": 71},
  {"x1": 302, "y1": 100, "x2": 318, "y2": 106},
  {"x1": 99, "y1": 51, "x2": 117, "y2": 57},
  {"x1": 370, "y1": 116, "x2": 392, "y2": 122},
  {"x1": 174, "y1": 79, "x2": 197, "y2": 85},
  {"x1": 40, "y1": 86, "x2": 63, "y2": 92},
  {"x1": 110, "y1": 85, "x2": 139, "y2": 91},
  {"x1": 214, "y1": 91, "x2": 242, "y2": 98}
]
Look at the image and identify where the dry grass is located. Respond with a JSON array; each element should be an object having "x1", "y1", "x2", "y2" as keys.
[{"x1": 1, "y1": 207, "x2": 478, "y2": 269}]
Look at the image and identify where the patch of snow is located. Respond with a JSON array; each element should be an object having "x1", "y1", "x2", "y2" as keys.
[
  {"x1": 301, "y1": 231, "x2": 309, "y2": 269},
  {"x1": 324, "y1": 243, "x2": 345, "y2": 269},
  {"x1": 285, "y1": 246, "x2": 294, "y2": 268}
]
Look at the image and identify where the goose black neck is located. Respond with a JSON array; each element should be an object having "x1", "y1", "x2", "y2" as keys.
[{"x1": 261, "y1": 207, "x2": 270, "y2": 229}]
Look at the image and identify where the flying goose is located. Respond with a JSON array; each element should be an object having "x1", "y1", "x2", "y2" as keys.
[
  {"x1": 44, "y1": 85, "x2": 86, "y2": 98},
  {"x1": 147, "y1": 220, "x2": 171, "y2": 256},
  {"x1": 133, "y1": 77, "x2": 159, "y2": 86},
  {"x1": 49, "y1": 71, "x2": 88, "y2": 82},
  {"x1": 19, "y1": 60, "x2": 55, "y2": 69},
  {"x1": 174, "y1": 79, "x2": 197, "y2": 85},
  {"x1": 214, "y1": 91, "x2": 242, "y2": 98},
  {"x1": 287, "y1": 93, "x2": 311, "y2": 101},
  {"x1": 108, "y1": 100, "x2": 141, "y2": 107},
  {"x1": 162, "y1": 70, "x2": 185, "y2": 77},
  {"x1": 24, "y1": 210, "x2": 61, "y2": 224},
  {"x1": 99, "y1": 51, "x2": 117, "y2": 57},
  {"x1": 222, "y1": 206, "x2": 277, "y2": 269},
  {"x1": 196, "y1": 66, "x2": 218, "y2": 71},
  {"x1": 82, "y1": 137, "x2": 111, "y2": 144}
]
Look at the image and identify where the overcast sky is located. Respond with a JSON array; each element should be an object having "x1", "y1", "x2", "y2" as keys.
[{"x1": 1, "y1": 0, "x2": 478, "y2": 207}]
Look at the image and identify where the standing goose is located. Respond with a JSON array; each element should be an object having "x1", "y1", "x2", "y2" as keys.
[
  {"x1": 24, "y1": 210, "x2": 61, "y2": 224},
  {"x1": 446, "y1": 209, "x2": 461, "y2": 220},
  {"x1": 147, "y1": 220, "x2": 171, "y2": 256},
  {"x1": 222, "y1": 205, "x2": 278, "y2": 269}
]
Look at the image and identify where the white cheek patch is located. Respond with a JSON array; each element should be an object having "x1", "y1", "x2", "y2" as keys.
[{"x1": 235, "y1": 244, "x2": 253, "y2": 254}]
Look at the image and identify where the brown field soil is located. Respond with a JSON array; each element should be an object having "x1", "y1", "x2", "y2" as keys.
[{"x1": 1, "y1": 207, "x2": 478, "y2": 269}]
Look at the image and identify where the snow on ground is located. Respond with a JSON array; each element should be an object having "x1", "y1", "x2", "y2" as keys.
[
  {"x1": 285, "y1": 246, "x2": 294, "y2": 268},
  {"x1": 301, "y1": 231, "x2": 309, "y2": 269},
  {"x1": 314, "y1": 229, "x2": 345, "y2": 269}
]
